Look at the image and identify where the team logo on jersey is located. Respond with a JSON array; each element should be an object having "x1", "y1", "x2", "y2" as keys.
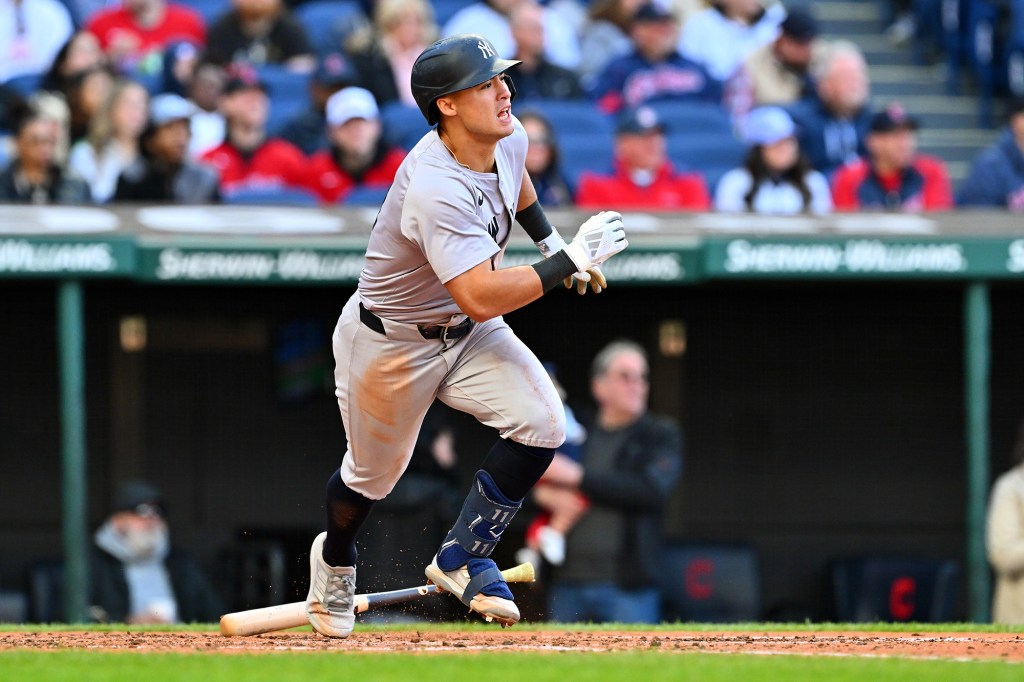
[{"x1": 477, "y1": 41, "x2": 495, "y2": 58}]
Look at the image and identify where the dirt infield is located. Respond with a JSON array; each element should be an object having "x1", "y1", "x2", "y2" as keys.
[{"x1": 2, "y1": 629, "x2": 1023, "y2": 660}]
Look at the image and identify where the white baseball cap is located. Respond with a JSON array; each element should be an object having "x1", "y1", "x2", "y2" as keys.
[
  {"x1": 326, "y1": 87, "x2": 379, "y2": 127},
  {"x1": 149, "y1": 93, "x2": 196, "y2": 127},
  {"x1": 742, "y1": 106, "x2": 796, "y2": 145}
]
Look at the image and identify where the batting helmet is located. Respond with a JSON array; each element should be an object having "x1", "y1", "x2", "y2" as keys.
[{"x1": 411, "y1": 34, "x2": 521, "y2": 126}]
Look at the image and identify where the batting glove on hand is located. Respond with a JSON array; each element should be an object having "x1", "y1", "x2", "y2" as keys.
[
  {"x1": 564, "y1": 265, "x2": 606, "y2": 294},
  {"x1": 563, "y1": 211, "x2": 628, "y2": 276}
]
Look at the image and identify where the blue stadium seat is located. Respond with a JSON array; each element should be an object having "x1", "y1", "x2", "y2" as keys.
[
  {"x1": 666, "y1": 131, "x2": 747, "y2": 192},
  {"x1": 558, "y1": 130, "x2": 615, "y2": 188},
  {"x1": 535, "y1": 99, "x2": 615, "y2": 141},
  {"x1": 644, "y1": 100, "x2": 734, "y2": 137},
  {"x1": 257, "y1": 65, "x2": 312, "y2": 137},
  {"x1": 343, "y1": 185, "x2": 391, "y2": 206},
  {"x1": 294, "y1": 0, "x2": 368, "y2": 56},
  {"x1": 174, "y1": 0, "x2": 232, "y2": 26},
  {"x1": 2, "y1": 74, "x2": 43, "y2": 97},
  {"x1": 660, "y1": 542, "x2": 762, "y2": 622},
  {"x1": 380, "y1": 101, "x2": 430, "y2": 150},
  {"x1": 222, "y1": 186, "x2": 321, "y2": 206},
  {"x1": 432, "y1": 0, "x2": 476, "y2": 27}
]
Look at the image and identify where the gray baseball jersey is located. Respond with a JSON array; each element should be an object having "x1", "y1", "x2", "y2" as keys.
[{"x1": 334, "y1": 117, "x2": 565, "y2": 500}]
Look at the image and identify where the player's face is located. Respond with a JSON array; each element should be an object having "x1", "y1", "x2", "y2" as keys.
[{"x1": 445, "y1": 74, "x2": 515, "y2": 139}]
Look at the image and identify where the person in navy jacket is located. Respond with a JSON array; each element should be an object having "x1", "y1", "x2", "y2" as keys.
[
  {"x1": 588, "y1": 2, "x2": 723, "y2": 115},
  {"x1": 958, "y1": 98, "x2": 1024, "y2": 211}
]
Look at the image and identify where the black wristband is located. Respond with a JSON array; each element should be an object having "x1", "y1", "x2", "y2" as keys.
[
  {"x1": 515, "y1": 201, "x2": 554, "y2": 242},
  {"x1": 531, "y1": 250, "x2": 578, "y2": 292}
]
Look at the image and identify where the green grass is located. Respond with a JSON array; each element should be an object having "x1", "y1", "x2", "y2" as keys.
[{"x1": 0, "y1": 649, "x2": 1020, "y2": 682}]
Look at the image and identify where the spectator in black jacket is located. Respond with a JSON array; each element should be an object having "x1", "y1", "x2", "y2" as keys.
[
  {"x1": 90, "y1": 480, "x2": 224, "y2": 624},
  {"x1": 114, "y1": 93, "x2": 220, "y2": 203},
  {"x1": 280, "y1": 52, "x2": 360, "y2": 155},
  {"x1": 507, "y1": 1, "x2": 583, "y2": 101},
  {"x1": 204, "y1": 0, "x2": 315, "y2": 72},
  {"x1": 539, "y1": 340, "x2": 684, "y2": 623},
  {"x1": 0, "y1": 102, "x2": 90, "y2": 204}
]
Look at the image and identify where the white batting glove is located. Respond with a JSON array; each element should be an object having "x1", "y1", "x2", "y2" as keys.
[
  {"x1": 536, "y1": 230, "x2": 603, "y2": 294},
  {"x1": 562, "y1": 211, "x2": 628, "y2": 273}
]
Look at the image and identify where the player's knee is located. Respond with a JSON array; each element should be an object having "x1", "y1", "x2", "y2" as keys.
[{"x1": 511, "y1": 397, "x2": 566, "y2": 447}]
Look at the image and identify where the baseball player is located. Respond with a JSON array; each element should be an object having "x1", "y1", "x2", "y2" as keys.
[{"x1": 304, "y1": 34, "x2": 629, "y2": 638}]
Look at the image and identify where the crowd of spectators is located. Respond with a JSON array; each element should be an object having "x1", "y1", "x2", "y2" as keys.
[{"x1": 0, "y1": 0, "x2": 1022, "y2": 212}]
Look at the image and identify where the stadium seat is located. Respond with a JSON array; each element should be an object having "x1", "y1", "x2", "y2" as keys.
[
  {"x1": 535, "y1": 99, "x2": 615, "y2": 140},
  {"x1": 666, "y1": 132, "x2": 747, "y2": 192},
  {"x1": 222, "y1": 186, "x2": 321, "y2": 206},
  {"x1": 380, "y1": 101, "x2": 430, "y2": 150},
  {"x1": 558, "y1": 130, "x2": 615, "y2": 188},
  {"x1": 644, "y1": 100, "x2": 734, "y2": 136},
  {"x1": 830, "y1": 555, "x2": 962, "y2": 622},
  {"x1": 257, "y1": 65, "x2": 312, "y2": 137},
  {"x1": 432, "y1": 0, "x2": 476, "y2": 26},
  {"x1": 174, "y1": 0, "x2": 232, "y2": 25},
  {"x1": 343, "y1": 185, "x2": 391, "y2": 206},
  {"x1": 659, "y1": 541, "x2": 762, "y2": 622},
  {"x1": 2, "y1": 74, "x2": 43, "y2": 97},
  {"x1": 294, "y1": 0, "x2": 369, "y2": 57}
]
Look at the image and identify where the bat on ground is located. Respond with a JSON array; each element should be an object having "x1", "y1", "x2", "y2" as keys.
[{"x1": 219, "y1": 561, "x2": 535, "y2": 636}]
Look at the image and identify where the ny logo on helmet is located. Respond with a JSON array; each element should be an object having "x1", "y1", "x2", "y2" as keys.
[{"x1": 477, "y1": 41, "x2": 495, "y2": 58}]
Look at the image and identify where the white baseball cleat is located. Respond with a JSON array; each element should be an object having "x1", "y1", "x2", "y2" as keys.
[
  {"x1": 425, "y1": 555, "x2": 520, "y2": 627},
  {"x1": 305, "y1": 531, "x2": 356, "y2": 638}
]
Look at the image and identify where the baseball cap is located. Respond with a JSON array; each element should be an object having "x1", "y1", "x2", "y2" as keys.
[
  {"x1": 616, "y1": 105, "x2": 666, "y2": 134},
  {"x1": 780, "y1": 6, "x2": 819, "y2": 43},
  {"x1": 870, "y1": 102, "x2": 920, "y2": 132},
  {"x1": 632, "y1": 2, "x2": 675, "y2": 23},
  {"x1": 326, "y1": 86, "x2": 379, "y2": 127},
  {"x1": 112, "y1": 480, "x2": 165, "y2": 517},
  {"x1": 223, "y1": 66, "x2": 268, "y2": 95},
  {"x1": 314, "y1": 52, "x2": 358, "y2": 88},
  {"x1": 742, "y1": 106, "x2": 796, "y2": 145},
  {"x1": 149, "y1": 93, "x2": 196, "y2": 126}
]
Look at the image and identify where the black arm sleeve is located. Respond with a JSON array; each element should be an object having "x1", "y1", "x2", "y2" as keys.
[{"x1": 515, "y1": 201, "x2": 554, "y2": 242}]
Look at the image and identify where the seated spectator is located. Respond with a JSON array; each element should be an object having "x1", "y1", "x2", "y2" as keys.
[
  {"x1": 507, "y1": 1, "x2": 583, "y2": 100},
  {"x1": 787, "y1": 39, "x2": 872, "y2": 177},
  {"x1": 184, "y1": 59, "x2": 228, "y2": 158},
  {"x1": 68, "y1": 78, "x2": 150, "y2": 203},
  {"x1": 204, "y1": 0, "x2": 315, "y2": 73},
  {"x1": 590, "y1": 2, "x2": 722, "y2": 114},
  {"x1": 280, "y1": 53, "x2": 359, "y2": 155},
  {"x1": 0, "y1": 102, "x2": 91, "y2": 204},
  {"x1": 519, "y1": 109, "x2": 573, "y2": 206},
  {"x1": 442, "y1": 0, "x2": 581, "y2": 71},
  {"x1": 0, "y1": 0, "x2": 74, "y2": 83},
  {"x1": 86, "y1": 0, "x2": 206, "y2": 77},
  {"x1": 679, "y1": 0, "x2": 784, "y2": 82},
  {"x1": 958, "y1": 97, "x2": 1024, "y2": 211},
  {"x1": 90, "y1": 480, "x2": 224, "y2": 624},
  {"x1": 114, "y1": 92, "x2": 220, "y2": 202},
  {"x1": 831, "y1": 102, "x2": 953, "y2": 212},
  {"x1": 199, "y1": 69, "x2": 308, "y2": 197},
  {"x1": 64, "y1": 66, "x2": 117, "y2": 143},
  {"x1": 41, "y1": 31, "x2": 109, "y2": 98},
  {"x1": 714, "y1": 105, "x2": 831, "y2": 214},
  {"x1": 577, "y1": 0, "x2": 645, "y2": 90},
  {"x1": 345, "y1": 0, "x2": 438, "y2": 108},
  {"x1": 728, "y1": 3, "x2": 819, "y2": 117},
  {"x1": 307, "y1": 86, "x2": 405, "y2": 203},
  {"x1": 576, "y1": 105, "x2": 711, "y2": 209},
  {"x1": 26, "y1": 89, "x2": 71, "y2": 164}
]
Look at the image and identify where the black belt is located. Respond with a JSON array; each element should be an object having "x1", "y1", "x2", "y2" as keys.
[{"x1": 359, "y1": 302, "x2": 474, "y2": 342}]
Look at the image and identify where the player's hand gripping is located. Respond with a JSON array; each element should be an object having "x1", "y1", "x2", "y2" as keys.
[
  {"x1": 564, "y1": 264, "x2": 606, "y2": 294},
  {"x1": 562, "y1": 211, "x2": 628, "y2": 286}
]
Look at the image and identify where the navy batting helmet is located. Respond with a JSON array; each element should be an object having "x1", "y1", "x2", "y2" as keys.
[{"x1": 411, "y1": 34, "x2": 520, "y2": 126}]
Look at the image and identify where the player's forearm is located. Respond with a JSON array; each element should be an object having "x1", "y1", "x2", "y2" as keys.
[{"x1": 447, "y1": 264, "x2": 546, "y2": 321}]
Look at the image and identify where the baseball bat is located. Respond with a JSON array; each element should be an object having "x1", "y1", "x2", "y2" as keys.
[{"x1": 219, "y1": 561, "x2": 535, "y2": 636}]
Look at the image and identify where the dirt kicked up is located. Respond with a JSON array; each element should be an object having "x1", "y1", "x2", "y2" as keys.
[{"x1": 2, "y1": 630, "x2": 1023, "y2": 660}]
